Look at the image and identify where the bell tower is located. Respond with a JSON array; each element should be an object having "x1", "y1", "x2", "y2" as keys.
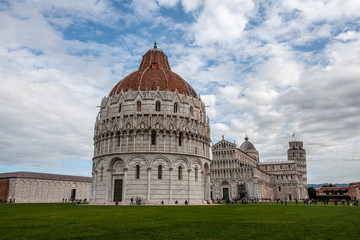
[{"x1": 288, "y1": 141, "x2": 307, "y2": 198}]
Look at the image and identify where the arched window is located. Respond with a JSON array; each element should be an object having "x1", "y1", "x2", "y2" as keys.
[
  {"x1": 190, "y1": 106, "x2": 194, "y2": 116},
  {"x1": 278, "y1": 186, "x2": 281, "y2": 192},
  {"x1": 118, "y1": 104, "x2": 122, "y2": 113},
  {"x1": 178, "y1": 166, "x2": 183, "y2": 180},
  {"x1": 137, "y1": 101, "x2": 141, "y2": 111},
  {"x1": 174, "y1": 103, "x2": 178, "y2": 113},
  {"x1": 155, "y1": 101, "x2": 161, "y2": 111},
  {"x1": 179, "y1": 133, "x2": 182, "y2": 146},
  {"x1": 195, "y1": 167, "x2": 198, "y2": 181},
  {"x1": 136, "y1": 165, "x2": 140, "y2": 179},
  {"x1": 158, "y1": 165, "x2": 162, "y2": 179},
  {"x1": 151, "y1": 131, "x2": 156, "y2": 145}
]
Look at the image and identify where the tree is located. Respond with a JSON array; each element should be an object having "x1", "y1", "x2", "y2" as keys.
[{"x1": 308, "y1": 187, "x2": 316, "y2": 199}]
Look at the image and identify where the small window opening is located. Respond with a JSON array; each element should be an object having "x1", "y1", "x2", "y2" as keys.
[
  {"x1": 137, "y1": 101, "x2": 141, "y2": 111},
  {"x1": 158, "y1": 165, "x2": 162, "y2": 179},
  {"x1": 155, "y1": 101, "x2": 161, "y2": 111},
  {"x1": 174, "y1": 103, "x2": 178, "y2": 113},
  {"x1": 136, "y1": 165, "x2": 140, "y2": 179},
  {"x1": 178, "y1": 166, "x2": 183, "y2": 180},
  {"x1": 179, "y1": 133, "x2": 182, "y2": 146},
  {"x1": 151, "y1": 131, "x2": 156, "y2": 145}
]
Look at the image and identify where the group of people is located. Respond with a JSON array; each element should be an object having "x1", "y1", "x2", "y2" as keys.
[
  {"x1": 130, "y1": 198, "x2": 190, "y2": 205},
  {"x1": 130, "y1": 197, "x2": 142, "y2": 205},
  {"x1": 127, "y1": 197, "x2": 359, "y2": 206}
]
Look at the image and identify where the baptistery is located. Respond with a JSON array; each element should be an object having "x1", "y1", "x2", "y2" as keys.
[{"x1": 91, "y1": 44, "x2": 211, "y2": 205}]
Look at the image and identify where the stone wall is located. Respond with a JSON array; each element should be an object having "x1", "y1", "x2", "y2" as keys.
[
  {"x1": 7, "y1": 178, "x2": 91, "y2": 203},
  {"x1": 0, "y1": 179, "x2": 9, "y2": 203},
  {"x1": 92, "y1": 153, "x2": 210, "y2": 205}
]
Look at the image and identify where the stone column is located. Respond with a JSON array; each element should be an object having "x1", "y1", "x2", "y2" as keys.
[
  {"x1": 123, "y1": 168, "x2": 128, "y2": 203},
  {"x1": 169, "y1": 134, "x2": 172, "y2": 152},
  {"x1": 126, "y1": 133, "x2": 129, "y2": 152},
  {"x1": 206, "y1": 172, "x2": 211, "y2": 201},
  {"x1": 106, "y1": 169, "x2": 112, "y2": 203},
  {"x1": 169, "y1": 167, "x2": 173, "y2": 203},
  {"x1": 189, "y1": 137, "x2": 192, "y2": 154},
  {"x1": 188, "y1": 168, "x2": 192, "y2": 203},
  {"x1": 119, "y1": 133, "x2": 122, "y2": 152},
  {"x1": 147, "y1": 167, "x2": 151, "y2": 204},
  {"x1": 156, "y1": 131, "x2": 159, "y2": 152},
  {"x1": 133, "y1": 133, "x2": 136, "y2": 151},
  {"x1": 163, "y1": 132, "x2": 166, "y2": 151},
  {"x1": 102, "y1": 138, "x2": 105, "y2": 154},
  {"x1": 175, "y1": 133, "x2": 179, "y2": 152},
  {"x1": 141, "y1": 132, "x2": 144, "y2": 151},
  {"x1": 201, "y1": 171, "x2": 205, "y2": 202}
]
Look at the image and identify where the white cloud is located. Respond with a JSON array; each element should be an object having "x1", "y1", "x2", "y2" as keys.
[
  {"x1": 158, "y1": 0, "x2": 179, "y2": 8},
  {"x1": 192, "y1": 0, "x2": 255, "y2": 45},
  {"x1": 335, "y1": 31, "x2": 358, "y2": 41},
  {"x1": 181, "y1": 0, "x2": 203, "y2": 12}
]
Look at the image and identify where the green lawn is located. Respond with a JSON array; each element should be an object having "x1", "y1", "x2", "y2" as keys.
[{"x1": 0, "y1": 203, "x2": 359, "y2": 240}]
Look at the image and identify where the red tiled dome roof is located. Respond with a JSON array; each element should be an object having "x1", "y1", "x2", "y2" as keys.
[{"x1": 109, "y1": 44, "x2": 197, "y2": 97}]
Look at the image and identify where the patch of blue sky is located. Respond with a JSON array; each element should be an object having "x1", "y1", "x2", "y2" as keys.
[
  {"x1": 0, "y1": 1, "x2": 10, "y2": 11},
  {"x1": 293, "y1": 38, "x2": 330, "y2": 53},
  {"x1": 246, "y1": 1, "x2": 268, "y2": 29},
  {"x1": 63, "y1": 21, "x2": 126, "y2": 45},
  {"x1": 159, "y1": 3, "x2": 194, "y2": 24},
  {"x1": 61, "y1": 159, "x2": 91, "y2": 172},
  {"x1": 111, "y1": 0, "x2": 133, "y2": 14},
  {"x1": 67, "y1": 48, "x2": 101, "y2": 57}
]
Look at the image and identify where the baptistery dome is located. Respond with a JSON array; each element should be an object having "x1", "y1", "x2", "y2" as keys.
[
  {"x1": 109, "y1": 43, "x2": 197, "y2": 98},
  {"x1": 91, "y1": 44, "x2": 211, "y2": 205}
]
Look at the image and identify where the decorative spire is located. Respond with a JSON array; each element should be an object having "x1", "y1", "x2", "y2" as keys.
[
  {"x1": 245, "y1": 135, "x2": 249, "y2": 141},
  {"x1": 154, "y1": 41, "x2": 157, "y2": 48}
]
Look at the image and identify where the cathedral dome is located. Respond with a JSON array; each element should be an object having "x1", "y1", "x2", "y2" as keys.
[
  {"x1": 109, "y1": 43, "x2": 197, "y2": 97},
  {"x1": 239, "y1": 135, "x2": 257, "y2": 151}
]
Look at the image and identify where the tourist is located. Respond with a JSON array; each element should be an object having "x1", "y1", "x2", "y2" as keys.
[
  {"x1": 130, "y1": 197, "x2": 133, "y2": 205},
  {"x1": 161, "y1": 200, "x2": 164, "y2": 205},
  {"x1": 175, "y1": 200, "x2": 178, "y2": 204}
]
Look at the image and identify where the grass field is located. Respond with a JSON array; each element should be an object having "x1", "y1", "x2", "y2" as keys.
[{"x1": 0, "y1": 203, "x2": 359, "y2": 240}]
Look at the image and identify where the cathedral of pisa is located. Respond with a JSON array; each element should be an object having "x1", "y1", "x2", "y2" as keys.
[{"x1": 90, "y1": 44, "x2": 308, "y2": 205}]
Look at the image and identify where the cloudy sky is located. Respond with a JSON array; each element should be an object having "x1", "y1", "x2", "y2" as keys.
[{"x1": 0, "y1": 0, "x2": 359, "y2": 183}]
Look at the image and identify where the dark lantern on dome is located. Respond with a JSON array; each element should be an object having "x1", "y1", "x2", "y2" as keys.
[
  {"x1": 109, "y1": 44, "x2": 197, "y2": 97},
  {"x1": 239, "y1": 135, "x2": 257, "y2": 151}
]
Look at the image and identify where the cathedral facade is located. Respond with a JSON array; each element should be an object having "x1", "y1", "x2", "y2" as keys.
[
  {"x1": 211, "y1": 136, "x2": 308, "y2": 201},
  {"x1": 91, "y1": 44, "x2": 211, "y2": 205}
]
